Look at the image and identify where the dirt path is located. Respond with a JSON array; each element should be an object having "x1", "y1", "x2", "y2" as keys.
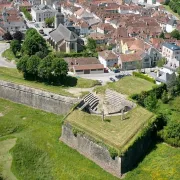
[
  {"x1": 0, "y1": 138, "x2": 17, "y2": 180},
  {"x1": 65, "y1": 87, "x2": 94, "y2": 97}
]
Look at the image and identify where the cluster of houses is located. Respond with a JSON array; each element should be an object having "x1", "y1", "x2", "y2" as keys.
[{"x1": 0, "y1": 0, "x2": 180, "y2": 84}]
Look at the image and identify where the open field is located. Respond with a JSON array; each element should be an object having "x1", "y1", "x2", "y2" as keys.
[
  {"x1": 94, "y1": 76, "x2": 154, "y2": 96},
  {"x1": 0, "y1": 98, "x2": 118, "y2": 180},
  {"x1": 125, "y1": 143, "x2": 180, "y2": 180},
  {"x1": 66, "y1": 107, "x2": 154, "y2": 149},
  {"x1": 0, "y1": 67, "x2": 99, "y2": 97}
]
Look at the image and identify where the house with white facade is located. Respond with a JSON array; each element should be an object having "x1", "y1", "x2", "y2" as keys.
[
  {"x1": 98, "y1": 50, "x2": 118, "y2": 68},
  {"x1": 0, "y1": 7, "x2": 27, "y2": 33},
  {"x1": 31, "y1": 4, "x2": 57, "y2": 22},
  {"x1": 162, "y1": 43, "x2": 180, "y2": 70},
  {"x1": 166, "y1": 19, "x2": 177, "y2": 33}
]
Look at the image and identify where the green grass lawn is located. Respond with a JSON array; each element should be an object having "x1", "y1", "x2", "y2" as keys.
[
  {"x1": 125, "y1": 143, "x2": 180, "y2": 180},
  {"x1": 94, "y1": 76, "x2": 154, "y2": 96},
  {"x1": 66, "y1": 107, "x2": 154, "y2": 149},
  {"x1": 0, "y1": 67, "x2": 99, "y2": 97},
  {"x1": 0, "y1": 98, "x2": 118, "y2": 180},
  {"x1": 0, "y1": 99, "x2": 179, "y2": 180},
  {"x1": 2, "y1": 49, "x2": 19, "y2": 61}
]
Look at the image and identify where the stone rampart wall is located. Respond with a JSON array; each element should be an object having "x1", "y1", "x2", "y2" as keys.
[{"x1": 0, "y1": 80, "x2": 79, "y2": 114}]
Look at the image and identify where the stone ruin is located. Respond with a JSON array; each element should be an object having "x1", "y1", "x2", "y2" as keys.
[{"x1": 77, "y1": 89, "x2": 135, "y2": 115}]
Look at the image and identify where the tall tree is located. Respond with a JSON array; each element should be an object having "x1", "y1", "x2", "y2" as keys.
[
  {"x1": 22, "y1": 29, "x2": 48, "y2": 56},
  {"x1": 38, "y1": 55, "x2": 53, "y2": 82},
  {"x1": 45, "y1": 17, "x2": 54, "y2": 27},
  {"x1": 159, "y1": 32, "x2": 165, "y2": 39},
  {"x1": 3, "y1": 31, "x2": 13, "y2": 41},
  {"x1": 13, "y1": 31, "x2": 23, "y2": 41},
  {"x1": 144, "y1": 93, "x2": 158, "y2": 111},
  {"x1": 26, "y1": 55, "x2": 41, "y2": 79},
  {"x1": 16, "y1": 55, "x2": 29, "y2": 78},
  {"x1": 170, "y1": 29, "x2": 180, "y2": 40},
  {"x1": 87, "y1": 38, "x2": 97, "y2": 53},
  {"x1": 10, "y1": 40, "x2": 21, "y2": 56},
  {"x1": 51, "y1": 58, "x2": 68, "y2": 83}
]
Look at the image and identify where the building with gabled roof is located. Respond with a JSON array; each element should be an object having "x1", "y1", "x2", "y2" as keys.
[{"x1": 48, "y1": 24, "x2": 84, "y2": 53}]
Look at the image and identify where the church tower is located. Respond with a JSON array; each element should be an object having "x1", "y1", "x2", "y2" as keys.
[{"x1": 55, "y1": 5, "x2": 64, "y2": 29}]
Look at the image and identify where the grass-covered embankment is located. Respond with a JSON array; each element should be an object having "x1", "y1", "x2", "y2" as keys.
[
  {"x1": 94, "y1": 76, "x2": 154, "y2": 96},
  {"x1": 0, "y1": 67, "x2": 99, "y2": 97},
  {"x1": 0, "y1": 98, "x2": 118, "y2": 180}
]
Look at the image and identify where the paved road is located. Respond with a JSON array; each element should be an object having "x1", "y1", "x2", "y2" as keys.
[{"x1": 0, "y1": 43, "x2": 16, "y2": 68}]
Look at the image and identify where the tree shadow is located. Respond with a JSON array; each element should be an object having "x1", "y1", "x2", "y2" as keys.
[{"x1": 62, "y1": 76, "x2": 78, "y2": 87}]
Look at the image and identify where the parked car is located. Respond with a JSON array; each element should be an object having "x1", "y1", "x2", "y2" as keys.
[
  {"x1": 39, "y1": 29, "x2": 44, "y2": 34},
  {"x1": 110, "y1": 77, "x2": 115, "y2": 82}
]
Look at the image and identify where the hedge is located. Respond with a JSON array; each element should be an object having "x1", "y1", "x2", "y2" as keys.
[
  {"x1": 133, "y1": 72, "x2": 156, "y2": 84},
  {"x1": 130, "y1": 83, "x2": 167, "y2": 106}
]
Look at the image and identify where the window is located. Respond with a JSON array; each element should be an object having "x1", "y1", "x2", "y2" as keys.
[
  {"x1": 76, "y1": 70, "x2": 83, "y2": 72},
  {"x1": 91, "y1": 69, "x2": 96, "y2": 71}
]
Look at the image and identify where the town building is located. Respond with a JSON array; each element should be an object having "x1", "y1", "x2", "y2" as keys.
[
  {"x1": 0, "y1": 7, "x2": 27, "y2": 33},
  {"x1": 98, "y1": 50, "x2": 118, "y2": 68},
  {"x1": 48, "y1": 24, "x2": 84, "y2": 53},
  {"x1": 31, "y1": 4, "x2": 57, "y2": 22},
  {"x1": 64, "y1": 57, "x2": 104, "y2": 74},
  {"x1": 162, "y1": 43, "x2": 180, "y2": 70}
]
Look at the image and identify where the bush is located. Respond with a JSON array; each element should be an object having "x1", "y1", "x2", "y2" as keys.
[
  {"x1": 133, "y1": 72, "x2": 156, "y2": 84},
  {"x1": 159, "y1": 119, "x2": 180, "y2": 147},
  {"x1": 21, "y1": 7, "x2": 32, "y2": 21},
  {"x1": 161, "y1": 90, "x2": 169, "y2": 103},
  {"x1": 108, "y1": 147, "x2": 118, "y2": 160},
  {"x1": 131, "y1": 84, "x2": 167, "y2": 106}
]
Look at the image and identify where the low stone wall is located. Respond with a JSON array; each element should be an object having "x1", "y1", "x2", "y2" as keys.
[
  {"x1": 0, "y1": 80, "x2": 79, "y2": 114},
  {"x1": 60, "y1": 123, "x2": 122, "y2": 178}
]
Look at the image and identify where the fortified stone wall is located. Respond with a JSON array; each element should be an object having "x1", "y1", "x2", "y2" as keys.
[
  {"x1": 0, "y1": 80, "x2": 79, "y2": 114},
  {"x1": 60, "y1": 121, "x2": 156, "y2": 177},
  {"x1": 60, "y1": 123, "x2": 122, "y2": 178}
]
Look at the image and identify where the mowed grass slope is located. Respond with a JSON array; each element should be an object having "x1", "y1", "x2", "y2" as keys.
[
  {"x1": 125, "y1": 143, "x2": 180, "y2": 180},
  {"x1": 66, "y1": 107, "x2": 154, "y2": 149},
  {"x1": 0, "y1": 67, "x2": 99, "y2": 97},
  {"x1": 0, "y1": 98, "x2": 118, "y2": 180},
  {"x1": 94, "y1": 76, "x2": 154, "y2": 96}
]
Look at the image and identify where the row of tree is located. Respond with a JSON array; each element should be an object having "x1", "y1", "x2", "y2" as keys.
[
  {"x1": 17, "y1": 55, "x2": 68, "y2": 84},
  {"x1": 166, "y1": 0, "x2": 180, "y2": 16},
  {"x1": 3, "y1": 31, "x2": 23, "y2": 41},
  {"x1": 10, "y1": 28, "x2": 49, "y2": 58}
]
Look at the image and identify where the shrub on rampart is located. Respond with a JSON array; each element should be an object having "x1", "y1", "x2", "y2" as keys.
[{"x1": 132, "y1": 72, "x2": 156, "y2": 84}]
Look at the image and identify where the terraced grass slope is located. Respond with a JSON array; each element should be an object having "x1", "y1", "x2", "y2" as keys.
[
  {"x1": 94, "y1": 76, "x2": 154, "y2": 96},
  {"x1": 0, "y1": 67, "x2": 99, "y2": 97}
]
